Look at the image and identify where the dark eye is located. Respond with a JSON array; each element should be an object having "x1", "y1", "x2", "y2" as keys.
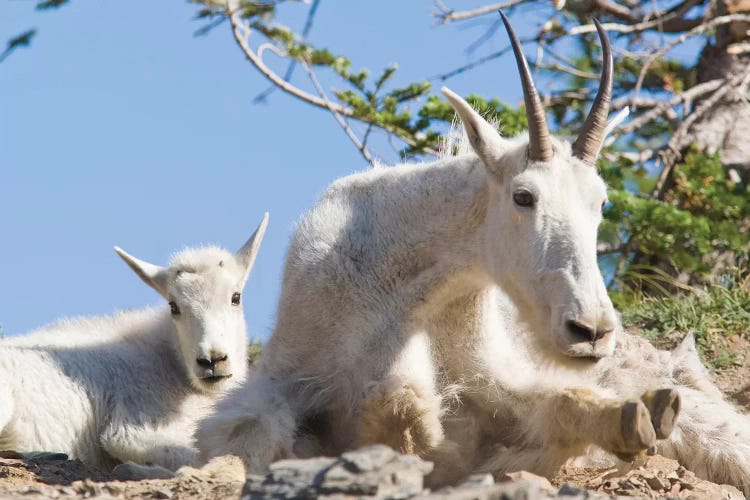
[
  {"x1": 231, "y1": 292, "x2": 241, "y2": 306},
  {"x1": 513, "y1": 190, "x2": 535, "y2": 208},
  {"x1": 601, "y1": 199, "x2": 608, "y2": 211},
  {"x1": 169, "y1": 301, "x2": 181, "y2": 316}
]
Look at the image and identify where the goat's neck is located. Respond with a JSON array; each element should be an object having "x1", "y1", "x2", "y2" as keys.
[{"x1": 392, "y1": 156, "x2": 493, "y2": 324}]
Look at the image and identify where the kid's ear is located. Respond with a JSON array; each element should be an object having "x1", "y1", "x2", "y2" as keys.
[{"x1": 235, "y1": 212, "x2": 269, "y2": 285}]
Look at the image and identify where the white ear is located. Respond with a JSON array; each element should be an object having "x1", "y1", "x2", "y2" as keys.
[
  {"x1": 236, "y1": 212, "x2": 269, "y2": 284},
  {"x1": 114, "y1": 246, "x2": 170, "y2": 299},
  {"x1": 442, "y1": 87, "x2": 508, "y2": 173}
]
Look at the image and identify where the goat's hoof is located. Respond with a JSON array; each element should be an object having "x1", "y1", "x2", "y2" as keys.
[
  {"x1": 621, "y1": 400, "x2": 656, "y2": 451},
  {"x1": 641, "y1": 388, "x2": 681, "y2": 439}
]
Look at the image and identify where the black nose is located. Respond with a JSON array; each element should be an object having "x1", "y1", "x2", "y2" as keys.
[
  {"x1": 196, "y1": 353, "x2": 228, "y2": 369},
  {"x1": 565, "y1": 320, "x2": 611, "y2": 342}
]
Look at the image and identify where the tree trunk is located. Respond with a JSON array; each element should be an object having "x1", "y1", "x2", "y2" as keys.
[{"x1": 690, "y1": 0, "x2": 750, "y2": 183}]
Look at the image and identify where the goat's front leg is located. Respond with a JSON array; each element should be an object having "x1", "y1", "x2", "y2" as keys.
[
  {"x1": 476, "y1": 385, "x2": 680, "y2": 478},
  {"x1": 195, "y1": 373, "x2": 297, "y2": 473},
  {"x1": 100, "y1": 419, "x2": 199, "y2": 472},
  {"x1": 357, "y1": 332, "x2": 445, "y2": 455},
  {"x1": 502, "y1": 385, "x2": 680, "y2": 466}
]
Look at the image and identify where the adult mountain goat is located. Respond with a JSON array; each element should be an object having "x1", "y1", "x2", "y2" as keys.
[
  {"x1": 0, "y1": 214, "x2": 268, "y2": 471},
  {"x1": 198, "y1": 15, "x2": 750, "y2": 495}
]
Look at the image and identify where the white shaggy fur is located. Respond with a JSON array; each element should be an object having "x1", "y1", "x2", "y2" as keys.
[
  {"x1": 0, "y1": 214, "x2": 268, "y2": 471},
  {"x1": 197, "y1": 88, "x2": 750, "y2": 495}
]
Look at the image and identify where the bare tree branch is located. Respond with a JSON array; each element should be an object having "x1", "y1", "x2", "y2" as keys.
[
  {"x1": 433, "y1": 0, "x2": 530, "y2": 24},
  {"x1": 227, "y1": 8, "x2": 435, "y2": 155},
  {"x1": 229, "y1": 11, "x2": 352, "y2": 114},
  {"x1": 253, "y1": 0, "x2": 321, "y2": 103}
]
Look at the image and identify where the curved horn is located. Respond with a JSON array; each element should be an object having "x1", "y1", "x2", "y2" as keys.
[
  {"x1": 572, "y1": 19, "x2": 613, "y2": 164},
  {"x1": 499, "y1": 11, "x2": 552, "y2": 162}
]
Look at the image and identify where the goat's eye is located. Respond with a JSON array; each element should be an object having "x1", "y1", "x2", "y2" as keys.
[
  {"x1": 169, "y1": 301, "x2": 181, "y2": 316},
  {"x1": 601, "y1": 200, "x2": 608, "y2": 211},
  {"x1": 513, "y1": 190, "x2": 535, "y2": 208},
  {"x1": 231, "y1": 292, "x2": 241, "y2": 306}
]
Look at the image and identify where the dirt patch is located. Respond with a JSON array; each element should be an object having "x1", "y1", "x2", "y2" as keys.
[
  {"x1": 713, "y1": 335, "x2": 750, "y2": 412},
  {"x1": 554, "y1": 455, "x2": 743, "y2": 499},
  {"x1": 0, "y1": 455, "x2": 244, "y2": 499}
]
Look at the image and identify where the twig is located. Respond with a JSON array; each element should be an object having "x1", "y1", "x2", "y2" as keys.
[
  {"x1": 633, "y1": 13, "x2": 750, "y2": 102},
  {"x1": 536, "y1": 62, "x2": 598, "y2": 80},
  {"x1": 434, "y1": 0, "x2": 528, "y2": 24},
  {"x1": 591, "y1": 0, "x2": 640, "y2": 23},
  {"x1": 300, "y1": 61, "x2": 374, "y2": 165},
  {"x1": 538, "y1": 40, "x2": 580, "y2": 68},
  {"x1": 362, "y1": 123, "x2": 375, "y2": 151},
  {"x1": 430, "y1": 36, "x2": 536, "y2": 81},
  {"x1": 541, "y1": 89, "x2": 592, "y2": 106},
  {"x1": 465, "y1": 18, "x2": 502, "y2": 55},
  {"x1": 611, "y1": 96, "x2": 663, "y2": 110}
]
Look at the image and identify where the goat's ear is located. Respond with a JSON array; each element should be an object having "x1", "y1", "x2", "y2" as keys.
[
  {"x1": 114, "y1": 246, "x2": 170, "y2": 299},
  {"x1": 235, "y1": 212, "x2": 269, "y2": 285},
  {"x1": 442, "y1": 87, "x2": 508, "y2": 178}
]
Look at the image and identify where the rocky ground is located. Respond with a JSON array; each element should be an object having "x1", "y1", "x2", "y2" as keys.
[
  {"x1": 0, "y1": 445, "x2": 745, "y2": 499},
  {"x1": 0, "y1": 337, "x2": 747, "y2": 500}
]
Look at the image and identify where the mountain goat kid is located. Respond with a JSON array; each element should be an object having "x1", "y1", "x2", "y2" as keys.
[
  {"x1": 198, "y1": 14, "x2": 750, "y2": 496},
  {"x1": 0, "y1": 214, "x2": 268, "y2": 472}
]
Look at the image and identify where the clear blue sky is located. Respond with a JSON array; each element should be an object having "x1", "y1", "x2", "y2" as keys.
[{"x1": 0, "y1": 1, "x2": 583, "y2": 341}]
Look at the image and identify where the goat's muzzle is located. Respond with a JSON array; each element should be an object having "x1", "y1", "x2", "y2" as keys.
[{"x1": 196, "y1": 352, "x2": 232, "y2": 380}]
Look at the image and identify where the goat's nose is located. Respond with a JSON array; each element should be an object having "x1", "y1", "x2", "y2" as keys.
[
  {"x1": 196, "y1": 353, "x2": 228, "y2": 369},
  {"x1": 565, "y1": 319, "x2": 612, "y2": 342}
]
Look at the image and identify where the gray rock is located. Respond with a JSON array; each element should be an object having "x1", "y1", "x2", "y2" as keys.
[
  {"x1": 557, "y1": 484, "x2": 587, "y2": 496},
  {"x1": 242, "y1": 447, "x2": 737, "y2": 500},
  {"x1": 242, "y1": 446, "x2": 432, "y2": 499},
  {"x1": 458, "y1": 474, "x2": 495, "y2": 489},
  {"x1": 341, "y1": 445, "x2": 398, "y2": 473},
  {"x1": 113, "y1": 462, "x2": 176, "y2": 481}
]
